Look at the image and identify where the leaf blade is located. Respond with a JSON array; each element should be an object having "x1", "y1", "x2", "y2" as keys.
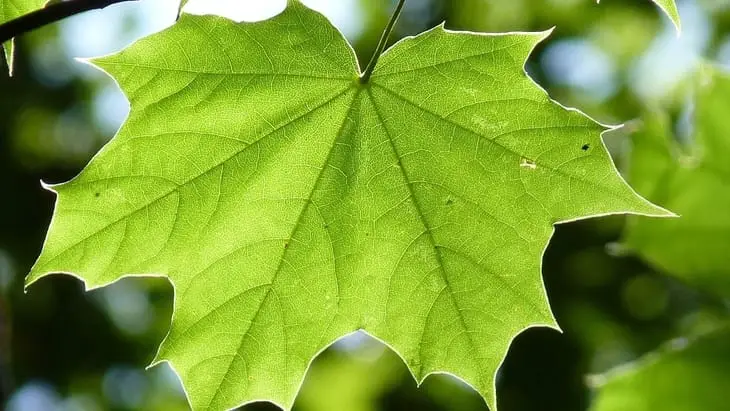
[{"x1": 28, "y1": 4, "x2": 668, "y2": 411}]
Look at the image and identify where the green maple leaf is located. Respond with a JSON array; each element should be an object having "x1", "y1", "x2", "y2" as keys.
[
  {"x1": 26, "y1": 3, "x2": 667, "y2": 410},
  {"x1": 1, "y1": 0, "x2": 44, "y2": 73},
  {"x1": 591, "y1": 324, "x2": 730, "y2": 411},
  {"x1": 623, "y1": 66, "x2": 730, "y2": 296}
]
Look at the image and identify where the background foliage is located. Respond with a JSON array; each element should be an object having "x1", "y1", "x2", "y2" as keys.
[{"x1": 0, "y1": 0, "x2": 728, "y2": 410}]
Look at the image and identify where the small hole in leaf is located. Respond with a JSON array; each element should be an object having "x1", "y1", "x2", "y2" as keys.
[
  {"x1": 582, "y1": 144, "x2": 590, "y2": 151},
  {"x1": 284, "y1": 242, "x2": 289, "y2": 249}
]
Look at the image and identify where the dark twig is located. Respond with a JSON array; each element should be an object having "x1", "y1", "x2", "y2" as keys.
[
  {"x1": 360, "y1": 0, "x2": 406, "y2": 84},
  {"x1": 0, "y1": 0, "x2": 139, "y2": 45}
]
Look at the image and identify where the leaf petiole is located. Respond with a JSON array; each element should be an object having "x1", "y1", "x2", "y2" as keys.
[{"x1": 359, "y1": 0, "x2": 406, "y2": 84}]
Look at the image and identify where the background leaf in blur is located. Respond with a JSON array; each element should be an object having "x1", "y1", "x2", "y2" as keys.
[
  {"x1": 596, "y1": 1, "x2": 680, "y2": 31},
  {"x1": 590, "y1": 323, "x2": 730, "y2": 411},
  {"x1": 623, "y1": 66, "x2": 730, "y2": 297},
  {"x1": 294, "y1": 336, "x2": 403, "y2": 411}
]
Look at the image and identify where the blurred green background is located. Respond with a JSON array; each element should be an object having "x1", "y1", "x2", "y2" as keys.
[{"x1": 1, "y1": 0, "x2": 729, "y2": 410}]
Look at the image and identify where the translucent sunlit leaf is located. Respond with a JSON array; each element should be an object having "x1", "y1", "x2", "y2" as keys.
[{"x1": 27, "y1": 3, "x2": 667, "y2": 410}]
